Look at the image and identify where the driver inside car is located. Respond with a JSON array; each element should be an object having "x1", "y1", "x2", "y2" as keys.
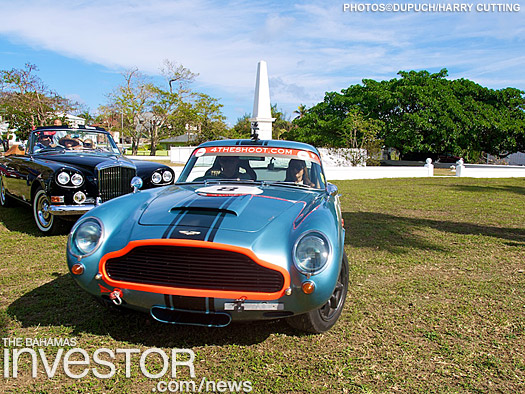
[
  {"x1": 205, "y1": 156, "x2": 256, "y2": 180},
  {"x1": 34, "y1": 131, "x2": 57, "y2": 151}
]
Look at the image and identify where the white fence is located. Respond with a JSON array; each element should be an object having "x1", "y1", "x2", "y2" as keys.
[
  {"x1": 455, "y1": 159, "x2": 525, "y2": 178},
  {"x1": 170, "y1": 146, "x2": 196, "y2": 163},
  {"x1": 324, "y1": 164, "x2": 433, "y2": 180},
  {"x1": 165, "y1": 148, "x2": 525, "y2": 180}
]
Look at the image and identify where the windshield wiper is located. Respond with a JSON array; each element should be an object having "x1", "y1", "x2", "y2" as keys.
[
  {"x1": 204, "y1": 179, "x2": 264, "y2": 186},
  {"x1": 269, "y1": 181, "x2": 314, "y2": 189}
]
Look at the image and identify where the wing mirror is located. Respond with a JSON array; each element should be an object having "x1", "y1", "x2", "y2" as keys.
[{"x1": 326, "y1": 183, "x2": 338, "y2": 196}]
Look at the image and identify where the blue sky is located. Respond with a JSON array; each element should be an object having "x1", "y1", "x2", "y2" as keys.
[{"x1": 0, "y1": 0, "x2": 524, "y2": 126}]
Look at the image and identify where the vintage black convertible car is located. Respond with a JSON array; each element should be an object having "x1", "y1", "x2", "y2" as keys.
[{"x1": 0, "y1": 125, "x2": 175, "y2": 234}]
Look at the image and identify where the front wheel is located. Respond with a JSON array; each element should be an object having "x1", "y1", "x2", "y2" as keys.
[
  {"x1": 287, "y1": 251, "x2": 349, "y2": 334},
  {"x1": 0, "y1": 175, "x2": 13, "y2": 207},
  {"x1": 32, "y1": 188, "x2": 64, "y2": 235}
]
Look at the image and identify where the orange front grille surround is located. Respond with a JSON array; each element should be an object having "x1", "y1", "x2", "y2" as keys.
[{"x1": 99, "y1": 239, "x2": 290, "y2": 300}]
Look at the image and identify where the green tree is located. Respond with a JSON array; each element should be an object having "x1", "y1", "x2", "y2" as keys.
[
  {"x1": 107, "y1": 68, "x2": 152, "y2": 155},
  {"x1": 293, "y1": 104, "x2": 308, "y2": 119},
  {"x1": 271, "y1": 104, "x2": 293, "y2": 140},
  {"x1": 0, "y1": 63, "x2": 73, "y2": 149},
  {"x1": 288, "y1": 101, "x2": 383, "y2": 164},
  {"x1": 341, "y1": 69, "x2": 525, "y2": 160},
  {"x1": 292, "y1": 69, "x2": 525, "y2": 161},
  {"x1": 142, "y1": 61, "x2": 198, "y2": 154},
  {"x1": 231, "y1": 113, "x2": 252, "y2": 139},
  {"x1": 191, "y1": 93, "x2": 228, "y2": 144}
]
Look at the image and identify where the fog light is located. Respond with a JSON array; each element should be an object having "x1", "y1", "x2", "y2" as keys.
[
  {"x1": 73, "y1": 191, "x2": 86, "y2": 204},
  {"x1": 301, "y1": 281, "x2": 315, "y2": 294},
  {"x1": 71, "y1": 263, "x2": 85, "y2": 275},
  {"x1": 51, "y1": 196, "x2": 64, "y2": 203}
]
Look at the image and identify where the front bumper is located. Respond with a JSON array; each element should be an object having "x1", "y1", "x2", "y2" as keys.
[{"x1": 49, "y1": 204, "x2": 95, "y2": 216}]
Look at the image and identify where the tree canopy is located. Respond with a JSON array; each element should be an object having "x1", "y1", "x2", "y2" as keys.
[
  {"x1": 0, "y1": 63, "x2": 75, "y2": 149},
  {"x1": 288, "y1": 69, "x2": 525, "y2": 161},
  {"x1": 104, "y1": 60, "x2": 229, "y2": 154}
]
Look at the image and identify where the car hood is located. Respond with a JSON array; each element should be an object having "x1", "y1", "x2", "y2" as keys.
[{"x1": 138, "y1": 183, "x2": 320, "y2": 233}]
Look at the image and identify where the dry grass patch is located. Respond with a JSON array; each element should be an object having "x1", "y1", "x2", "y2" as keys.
[{"x1": 0, "y1": 177, "x2": 524, "y2": 393}]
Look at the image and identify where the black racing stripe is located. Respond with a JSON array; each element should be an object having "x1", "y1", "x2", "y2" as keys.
[
  {"x1": 168, "y1": 210, "x2": 219, "y2": 240},
  {"x1": 162, "y1": 210, "x2": 186, "y2": 239},
  {"x1": 164, "y1": 294, "x2": 172, "y2": 308},
  {"x1": 206, "y1": 212, "x2": 226, "y2": 242},
  {"x1": 206, "y1": 195, "x2": 237, "y2": 242},
  {"x1": 171, "y1": 295, "x2": 207, "y2": 311}
]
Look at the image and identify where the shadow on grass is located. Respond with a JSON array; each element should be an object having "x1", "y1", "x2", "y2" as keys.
[
  {"x1": 7, "y1": 274, "x2": 300, "y2": 347},
  {"x1": 343, "y1": 211, "x2": 525, "y2": 253},
  {"x1": 0, "y1": 204, "x2": 72, "y2": 236},
  {"x1": 449, "y1": 184, "x2": 525, "y2": 196}
]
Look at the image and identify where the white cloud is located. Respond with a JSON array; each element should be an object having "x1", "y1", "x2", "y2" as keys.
[{"x1": 0, "y1": 0, "x2": 523, "y2": 121}]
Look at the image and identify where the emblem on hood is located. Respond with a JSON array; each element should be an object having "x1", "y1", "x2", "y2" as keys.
[{"x1": 179, "y1": 230, "x2": 201, "y2": 236}]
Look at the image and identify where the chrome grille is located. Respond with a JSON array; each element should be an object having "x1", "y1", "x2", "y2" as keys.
[{"x1": 98, "y1": 166, "x2": 135, "y2": 202}]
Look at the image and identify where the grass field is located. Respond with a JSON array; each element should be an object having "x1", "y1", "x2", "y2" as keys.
[{"x1": 0, "y1": 177, "x2": 524, "y2": 393}]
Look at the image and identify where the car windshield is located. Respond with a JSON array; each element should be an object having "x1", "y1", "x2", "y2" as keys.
[
  {"x1": 178, "y1": 146, "x2": 326, "y2": 189},
  {"x1": 30, "y1": 129, "x2": 120, "y2": 155}
]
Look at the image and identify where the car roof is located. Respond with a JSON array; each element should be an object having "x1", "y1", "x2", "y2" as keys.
[{"x1": 197, "y1": 139, "x2": 321, "y2": 155}]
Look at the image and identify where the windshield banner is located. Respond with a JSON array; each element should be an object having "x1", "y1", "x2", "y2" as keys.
[{"x1": 193, "y1": 146, "x2": 321, "y2": 164}]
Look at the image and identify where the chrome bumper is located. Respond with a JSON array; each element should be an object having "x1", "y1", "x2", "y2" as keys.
[{"x1": 49, "y1": 204, "x2": 95, "y2": 216}]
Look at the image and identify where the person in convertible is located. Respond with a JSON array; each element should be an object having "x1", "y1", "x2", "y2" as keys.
[{"x1": 34, "y1": 131, "x2": 57, "y2": 151}]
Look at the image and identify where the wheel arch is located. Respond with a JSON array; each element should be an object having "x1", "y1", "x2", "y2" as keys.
[{"x1": 30, "y1": 178, "x2": 48, "y2": 203}]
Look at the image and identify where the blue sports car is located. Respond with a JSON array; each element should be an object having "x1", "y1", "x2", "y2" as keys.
[{"x1": 67, "y1": 139, "x2": 347, "y2": 333}]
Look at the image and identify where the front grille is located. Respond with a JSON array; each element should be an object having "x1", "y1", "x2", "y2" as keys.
[
  {"x1": 105, "y1": 245, "x2": 285, "y2": 293},
  {"x1": 98, "y1": 166, "x2": 135, "y2": 202}
]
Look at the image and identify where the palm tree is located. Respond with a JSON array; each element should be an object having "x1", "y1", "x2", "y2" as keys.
[{"x1": 293, "y1": 104, "x2": 308, "y2": 119}]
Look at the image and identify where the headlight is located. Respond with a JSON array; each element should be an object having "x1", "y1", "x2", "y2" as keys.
[
  {"x1": 72, "y1": 218, "x2": 103, "y2": 256},
  {"x1": 151, "y1": 172, "x2": 162, "y2": 184},
  {"x1": 71, "y1": 173, "x2": 84, "y2": 186},
  {"x1": 162, "y1": 170, "x2": 173, "y2": 183},
  {"x1": 57, "y1": 172, "x2": 70, "y2": 185},
  {"x1": 73, "y1": 191, "x2": 87, "y2": 204},
  {"x1": 293, "y1": 232, "x2": 331, "y2": 275}
]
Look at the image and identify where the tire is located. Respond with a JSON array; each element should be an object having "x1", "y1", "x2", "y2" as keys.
[
  {"x1": 287, "y1": 251, "x2": 349, "y2": 334},
  {"x1": 32, "y1": 188, "x2": 64, "y2": 235},
  {"x1": 0, "y1": 175, "x2": 13, "y2": 207}
]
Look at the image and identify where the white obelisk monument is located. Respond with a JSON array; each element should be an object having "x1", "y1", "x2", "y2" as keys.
[{"x1": 250, "y1": 61, "x2": 275, "y2": 140}]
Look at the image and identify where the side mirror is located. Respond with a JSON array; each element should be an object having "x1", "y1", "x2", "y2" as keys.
[
  {"x1": 131, "y1": 176, "x2": 143, "y2": 193},
  {"x1": 326, "y1": 182, "x2": 338, "y2": 196}
]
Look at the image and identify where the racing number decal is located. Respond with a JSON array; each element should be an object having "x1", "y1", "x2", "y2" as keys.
[{"x1": 216, "y1": 187, "x2": 239, "y2": 192}]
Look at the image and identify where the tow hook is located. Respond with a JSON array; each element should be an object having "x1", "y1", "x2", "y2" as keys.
[
  {"x1": 109, "y1": 288, "x2": 123, "y2": 306},
  {"x1": 233, "y1": 296, "x2": 247, "y2": 312}
]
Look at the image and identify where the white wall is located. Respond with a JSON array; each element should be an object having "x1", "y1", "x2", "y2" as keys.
[
  {"x1": 324, "y1": 165, "x2": 433, "y2": 180},
  {"x1": 455, "y1": 161, "x2": 525, "y2": 178},
  {"x1": 170, "y1": 146, "x2": 196, "y2": 163}
]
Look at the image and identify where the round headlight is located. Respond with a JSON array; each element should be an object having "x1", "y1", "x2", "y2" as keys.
[
  {"x1": 57, "y1": 172, "x2": 70, "y2": 185},
  {"x1": 162, "y1": 170, "x2": 173, "y2": 183},
  {"x1": 72, "y1": 219, "x2": 103, "y2": 256},
  {"x1": 151, "y1": 172, "x2": 162, "y2": 184},
  {"x1": 293, "y1": 233, "x2": 331, "y2": 275},
  {"x1": 73, "y1": 191, "x2": 87, "y2": 204},
  {"x1": 71, "y1": 173, "x2": 83, "y2": 186}
]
